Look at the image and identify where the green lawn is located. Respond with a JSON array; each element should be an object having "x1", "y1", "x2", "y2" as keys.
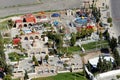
[
  {"x1": 82, "y1": 40, "x2": 109, "y2": 50},
  {"x1": 67, "y1": 46, "x2": 81, "y2": 53},
  {"x1": 8, "y1": 52, "x2": 27, "y2": 61},
  {"x1": 32, "y1": 72, "x2": 87, "y2": 80}
]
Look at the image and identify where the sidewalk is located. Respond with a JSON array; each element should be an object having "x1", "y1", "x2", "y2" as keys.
[{"x1": 95, "y1": 0, "x2": 118, "y2": 39}]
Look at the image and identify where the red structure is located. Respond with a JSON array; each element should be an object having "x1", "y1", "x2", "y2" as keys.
[
  {"x1": 13, "y1": 38, "x2": 20, "y2": 45},
  {"x1": 23, "y1": 13, "x2": 36, "y2": 23},
  {"x1": 86, "y1": 26, "x2": 93, "y2": 29}
]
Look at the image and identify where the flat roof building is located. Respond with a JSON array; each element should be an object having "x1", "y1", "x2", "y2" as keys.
[{"x1": 88, "y1": 55, "x2": 114, "y2": 68}]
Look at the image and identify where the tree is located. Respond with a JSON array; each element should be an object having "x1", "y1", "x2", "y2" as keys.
[
  {"x1": 0, "y1": 34, "x2": 5, "y2": 59},
  {"x1": 4, "y1": 65, "x2": 12, "y2": 75},
  {"x1": 109, "y1": 37, "x2": 117, "y2": 51},
  {"x1": 107, "y1": 59, "x2": 113, "y2": 71},
  {"x1": 55, "y1": 34, "x2": 63, "y2": 48},
  {"x1": 103, "y1": 30, "x2": 110, "y2": 41},
  {"x1": 34, "y1": 59, "x2": 39, "y2": 66},
  {"x1": 97, "y1": 56, "x2": 103, "y2": 72},
  {"x1": 107, "y1": 17, "x2": 112, "y2": 23},
  {"x1": 32, "y1": 55, "x2": 39, "y2": 66},
  {"x1": 7, "y1": 19, "x2": 14, "y2": 29},
  {"x1": 70, "y1": 33, "x2": 76, "y2": 46},
  {"x1": 99, "y1": 32, "x2": 103, "y2": 40},
  {"x1": 102, "y1": 59, "x2": 107, "y2": 72},
  {"x1": 86, "y1": 28, "x2": 94, "y2": 36},
  {"x1": 92, "y1": 7, "x2": 101, "y2": 23},
  {"x1": 0, "y1": 34, "x2": 12, "y2": 75},
  {"x1": 24, "y1": 70, "x2": 29, "y2": 80},
  {"x1": 32, "y1": 55, "x2": 36, "y2": 62},
  {"x1": 39, "y1": 56, "x2": 43, "y2": 65},
  {"x1": 45, "y1": 55, "x2": 49, "y2": 62},
  {"x1": 70, "y1": 67, "x2": 73, "y2": 72},
  {"x1": 46, "y1": 33, "x2": 63, "y2": 49},
  {"x1": 0, "y1": 58, "x2": 7, "y2": 70},
  {"x1": 87, "y1": 61, "x2": 92, "y2": 72},
  {"x1": 3, "y1": 75, "x2": 12, "y2": 80},
  {"x1": 80, "y1": 28, "x2": 87, "y2": 38},
  {"x1": 19, "y1": 29, "x2": 24, "y2": 35},
  {"x1": 97, "y1": 56, "x2": 113, "y2": 72},
  {"x1": 110, "y1": 23, "x2": 113, "y2": 27},
  {"x1": 113, "y1": 49, "x2": 120, "y2": 67}
]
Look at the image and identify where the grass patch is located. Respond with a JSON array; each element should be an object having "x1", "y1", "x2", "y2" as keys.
[
  {"x1": 60, "y1": 46, "x2": 81, "y2": 54},
  {"x1": 67, "y1": 46, "x2": 81, "y2": 53},
  {"x1": 32, "y1": 72, "x2": 87, "y2": 80},
  {"x1": 82, "y1": 40, "x2": 109, "y2": 50},
  {"x1": 3, "y1": 38, "x2": 11, "y2": 44},
  {"x1": 0, "y1": 20, "x2": 8, "y2": 30},
  {"x1": 8, "y1": 52, "x2": 27, "y2": 61}
]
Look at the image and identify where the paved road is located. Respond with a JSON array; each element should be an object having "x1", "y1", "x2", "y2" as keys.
[
  {"x1": 0, "y1": 0, "x2": 39, "y2": 8},
  {"x1": 111, "y1": 0, "x2": 120, "y2": 38},
  {"x1": 0, "y1": 0, "x2": 83, "y2": 18}
]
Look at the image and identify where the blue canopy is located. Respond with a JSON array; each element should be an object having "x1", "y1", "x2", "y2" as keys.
[
  {"x1": 51, "y1": 13, "x2": 60, "y2": 17},
  {"x1": 53, "y1": 21, "x2": 59, "y2": 26}
]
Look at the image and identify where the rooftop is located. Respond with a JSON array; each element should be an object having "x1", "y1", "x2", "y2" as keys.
[{"x1": 89, "y1": 55, "x2": 114, "y2": 68}]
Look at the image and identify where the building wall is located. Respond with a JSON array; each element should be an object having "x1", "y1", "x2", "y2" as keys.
[{"x1": 20, "y1": 33, "x2": 41, "y2": 41}]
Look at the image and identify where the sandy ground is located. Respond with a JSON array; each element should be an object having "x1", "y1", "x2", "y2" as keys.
[{"x1": 82, "y1": 50, "x2": 101, "y2": 64}]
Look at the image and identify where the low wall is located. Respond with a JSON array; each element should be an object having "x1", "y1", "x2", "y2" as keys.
[{"x1": 57, "y1": 70, "x2": 70, "y2": 73}]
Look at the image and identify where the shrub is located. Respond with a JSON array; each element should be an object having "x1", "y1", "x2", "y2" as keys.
[
  {"x1": 116, "y1": 75, "x2": 120, "y2": 79},
  {"x1": 110, "y1": 23, "x2": 113, "y2": 27},
  {"x1": 107, "y1": 17, "x2": 112, "y2": 23}
]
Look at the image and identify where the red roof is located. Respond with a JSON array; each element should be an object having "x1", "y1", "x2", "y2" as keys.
[
  {"x1": 13, "y1": 38, "x2": 20, "y2": 45},
  {"x1": 25, "y1": 17, "x2": 36, "y2": 23},
  {"x1": 23, "y1": 14, "x2": 36, "y2": 23},
  {"x1": 15, "y1": 20, "x2": 22, "y2": 23}
]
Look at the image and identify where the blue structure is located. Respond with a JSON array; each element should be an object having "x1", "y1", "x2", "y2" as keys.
[
  {"x1": 53, "y1": 21, "x2": 59, "y2": 26},
  {"x1": 51, "y1": 13, "x2": 60, "y2": 17},
  {"x1": 75, "y1": 17, "x2": 87, "y2": 25}
]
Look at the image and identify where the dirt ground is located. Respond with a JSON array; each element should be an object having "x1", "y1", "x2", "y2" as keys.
[{"x1": 82, "y1": 50, "x2": 102, "y2": 64}]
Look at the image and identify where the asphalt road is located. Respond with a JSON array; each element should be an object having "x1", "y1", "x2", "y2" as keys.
[
  {"x1": 0, "y1": 0, "x2": 83, "y2": 18},
  {"x1": 0, "y1": 0, "x2": 38, "y2": 8},
  {"x1": 111, "y1": 0, "x2": 120, "y2": 38}
]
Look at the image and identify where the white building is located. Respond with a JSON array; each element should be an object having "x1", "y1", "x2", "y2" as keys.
[
  {"x1": 96, "y1": 69, "x2": 120, "y2": 80},
  {"x1": 88, "y1": 55, "x2": 114, "y2": 68}
]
